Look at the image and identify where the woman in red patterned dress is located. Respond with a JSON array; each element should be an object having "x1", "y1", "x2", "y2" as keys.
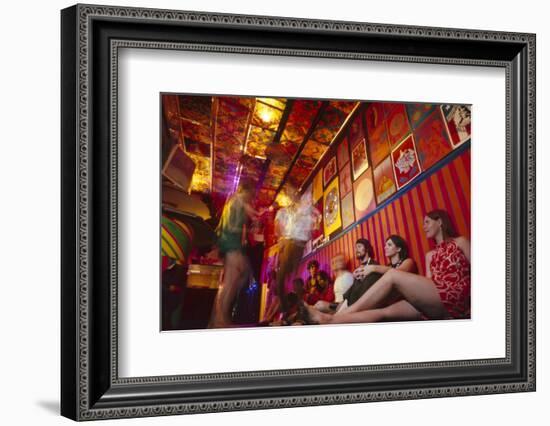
[{"x1": 306, "y1": 209, "x2": 470, "y2": 323}]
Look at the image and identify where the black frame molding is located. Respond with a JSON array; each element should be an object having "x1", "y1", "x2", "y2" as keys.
[{"x1": 61, "y1": 4, "x2": 536, "y2": 421}]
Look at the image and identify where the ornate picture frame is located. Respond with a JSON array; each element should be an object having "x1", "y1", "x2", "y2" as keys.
[{"x1": 61, "y1": 4, "x2": 535, "y2": 421}]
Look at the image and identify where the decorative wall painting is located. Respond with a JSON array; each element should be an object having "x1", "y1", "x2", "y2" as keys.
[
  {"x1": 339, "y1": 162, "x2": 353, "y2": 197},
  {"x1": 373, "y1": 156, "x2": 397, "y2": 204},
  {"x1": 347, "y1": 112, "x2": 363, "y2": 146},
  {"x1": 364, "y1": 102, "x2": 390, "y2": 167},
  {"x1": 323, "y1": 178, "x2": 342, "y2": 237},
  {"x1": 405, "y1": 103, "x2": 436, "y2": 129},
  {"x1": 352, "y1": 167, "x2": 376, "y2": 221},
  {"x1": 336, "y1": 137, "x2": 350, "y2": 170},
  {"x1": 391, "y1": 134, "x2": 422, "y2": 189},
  {"x1": 341, "y1": 192, "x2": 356, "y2": 230},
  {"x1": 414, "y1": 109, "x2": 453, "y2": 170},
  {"x1": 351, "y1": 138, "x2": 369, "y2": 180},
  {"x1": 384, "y1": 102, "x2": 411, "y2": 148},
  {"x1": 312, "y1": 169, "x2": 323, "y2": 202},
  {"x1": 441, "y1": 104, "x2": 472, "y2": 147},
  {"x1": 323, "y1": 156, "x2": 338, "y2": 186}
]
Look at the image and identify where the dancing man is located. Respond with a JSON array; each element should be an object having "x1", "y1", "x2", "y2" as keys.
[{"x1": 274, "y1": 188, "x2": 321, "y2": 318}]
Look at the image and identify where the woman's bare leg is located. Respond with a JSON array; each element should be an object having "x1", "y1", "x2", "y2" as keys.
[
  {"x1": 336, "y1": 269, "x2": 448, "y2": 320},
  {"x1": 263, "y1": 296, "x2": 280, "y2": 323},
  {"x1": 306, "y1": 299, "x2": 422, "y2": 324},
  {"x1": 326, "y1": 300, "x2": 422, "y2": 324},
  {"x1": 210, "y1": 251, "x2": 247, "y2": 328}
]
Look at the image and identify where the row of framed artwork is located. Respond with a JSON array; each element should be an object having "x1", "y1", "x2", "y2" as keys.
[{"x1": 307, "y1": 102, "x2": 471, "y2": 244}]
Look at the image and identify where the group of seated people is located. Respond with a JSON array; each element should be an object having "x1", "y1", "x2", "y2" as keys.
[{"x1": 261, "y1": 209, "x2": 471, "y2": 326}]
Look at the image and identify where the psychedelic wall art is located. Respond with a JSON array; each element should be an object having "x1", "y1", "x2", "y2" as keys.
[
  {"x1": 406, "y1": 103, "x2": 436, "y2": 129},
  {"x1": 352, "y1": 167, "x2": 376, "y2": 221},
  {"x1": 312, "y1": 169, "x2": 323, "y2": 202},
  {"x1": 341, "y1": 192, "x2": 355, "y2": 230},
  {"x1": 351, "y1": 138, "x2": 369, "y2": 180},
  {"x1": 323, "y1": 177, "x2": 342, "y2": 237},
  {"x1": 323, "y1": 156, "x2": 338, "y2": 186},
  {"x1": 365, "y1": 102, "x2": 390, "y2": 167},
  {"x1": 414, "y1": 109, "x2": 453, "y2": 170},
  {"x1": 339, "y1": 162, "x2": 353, "y2": 197},
  {"x1": 391, "y1": 134, "x2": 421, "y2": 189},
  {"x1": 384, "y1": 103, "x2": 411, "y2": 148},
  {"x1": 441, "y1": 104, "x2": 472, "y2": 147},
  {"x1": 373, "y1": 156, "x2": 397, "y2": 203},
  {"x1": 347, "y1": 111, "x2": 363, "y2": 146},
  {"x1": 336, "y1": 138, "x2": 350, "y2": 170}
]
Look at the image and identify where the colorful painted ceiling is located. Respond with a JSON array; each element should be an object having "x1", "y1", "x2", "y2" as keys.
[{"x1": 162, "y1": 94, "x2": 359, "y2": 210}]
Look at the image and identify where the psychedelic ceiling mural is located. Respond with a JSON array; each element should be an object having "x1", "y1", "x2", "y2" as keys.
[{"x1": 162, "y1": 94, "x2": 358, "y2": 210}]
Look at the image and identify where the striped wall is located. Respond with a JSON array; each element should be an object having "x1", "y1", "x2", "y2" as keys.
[{"x1": 294, "y1": 146, "x2": 470, "y2": 279}]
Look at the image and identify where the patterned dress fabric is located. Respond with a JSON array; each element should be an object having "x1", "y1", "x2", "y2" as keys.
[{"x1": 430, "y1": 239, "x2": 471, "y2": 319}]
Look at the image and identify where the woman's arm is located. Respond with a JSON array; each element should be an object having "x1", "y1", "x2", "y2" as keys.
[
  {"x1": 425, "y1": 250, "x2": 434, "y2": 279},
  {"x1": 360, "y1": 258, "x2": 417, "y2": 276},
  {"x1": 454, "y1": 236, "x2": 471, "y2": 263},
  {"x1": 397, "y1": 258, "x2": 416, "y2": 273}
]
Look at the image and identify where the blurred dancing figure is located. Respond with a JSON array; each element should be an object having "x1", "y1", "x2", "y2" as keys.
[
  {"x1": 259, "y1": 270, "x2": 280, "y2": 325},
  {"x1": 209, "y1": 182, "x2": 261, "y2": 328},
  {"x1": 274, "y1": 188, "x2": 321, "y2": 316}
]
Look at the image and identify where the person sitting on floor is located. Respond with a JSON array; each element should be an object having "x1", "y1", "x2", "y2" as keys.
[
  {"x1": 306, "y1": 209, "x2": 471, "y2": 325},
  {"x1": 354, "y1": 234, "x2": 417, "y2": 279},
  {"x1": 312, "y1": 238, "x2": 381, "y2": 314},
  {"x1": 304, "y1": 270, "x2": 335, "y2": 306},
  {"x1": 330, "y1": 253, "x2": 354, "y2": 305},
  {"x1": 304, "y1": 259, "x2": 321, "y2": 300}
]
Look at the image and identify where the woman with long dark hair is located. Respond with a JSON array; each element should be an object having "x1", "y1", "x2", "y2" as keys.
[
  {"x1": 307, "y1": 209, "x2": 470, "y2": 324},
  {"x1": 353, "y1": 234, "x2": 417, "y2": 280}
]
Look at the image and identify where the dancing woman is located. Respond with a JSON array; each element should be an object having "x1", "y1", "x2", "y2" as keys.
[
  {"x1": 307, "y1": 209, "x2": 470, "y2": 324},
  {"x1": 209, "y1": 182, "x2": 261, "y2": 328}
]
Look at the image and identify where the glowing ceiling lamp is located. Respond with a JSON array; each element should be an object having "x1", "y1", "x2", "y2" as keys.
[{"x1": 256, "y1": 102, "x2": 275, "y2": 124}]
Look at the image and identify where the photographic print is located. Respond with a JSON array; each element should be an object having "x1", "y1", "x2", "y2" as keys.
[
  {"x1": 62, "y1": 7, "x2": 535, "y2": 418},
  {"x1": 161, "y1": 94, "x2": 472, "y2": 331}
]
